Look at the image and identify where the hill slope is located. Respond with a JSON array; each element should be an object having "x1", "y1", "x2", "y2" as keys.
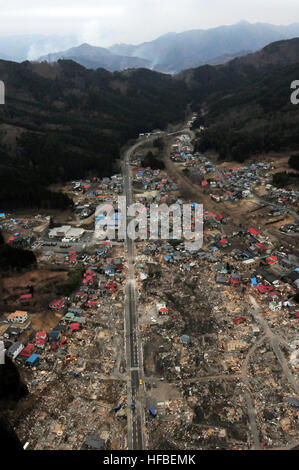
[
  {"x1": 1, "y1": 37, "x2": 299, "y2": 210},
  {"x1": 185, "y1": 38, "x2": 299, "y2": 161},
  {"x1": 110, "y1": 21, "x2": 299, "y2": 73},
  {"x1": 0, "y1": 59, "x2": 188, "y2": 209},
  {"x1": 178, "y1": 37, "x2": 299, "y2": 101},
  {"x1": 38, "y1": 43, "x2": 151, "y2": 72}
]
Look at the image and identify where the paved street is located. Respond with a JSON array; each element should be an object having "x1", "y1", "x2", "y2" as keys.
[
  {"x1": 123, "y1": 139, "x2": 151, "y2": 450},
  {"x1": 122, "y1": 129, "x2": 195, "y2": 449}
]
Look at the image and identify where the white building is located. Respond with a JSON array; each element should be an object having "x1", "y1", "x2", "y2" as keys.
[
  {"x1": 49, "y1": 226, "x2": 85, "y2": 241},
  {"x1": 7, "y1": 341, "x2": 24, "y2": 360},
  {"x1": 62, "y1": 227, "x2": 85, "y2": 242},
  {"x1": 8, "y1": 311, "x2": 29, "y2": 324},
  {"x1": 49, "y1": 225, "x2": 72, "y2": 238}
]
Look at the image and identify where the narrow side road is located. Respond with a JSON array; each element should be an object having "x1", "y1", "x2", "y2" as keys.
[{"x1": 249, "y1": 295, "x2": 299, "y2": 395}]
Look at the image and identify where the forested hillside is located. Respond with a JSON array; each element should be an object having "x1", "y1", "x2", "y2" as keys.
[
  {"x1": 184, "y1": 39, "x2": 299, "y2": 161},
  {"x1": 1, "y1": 37, "x2": 299, "y2": 209},
  {"x1": 0, "y1": 59, "x2": 188, "y2": 209}
]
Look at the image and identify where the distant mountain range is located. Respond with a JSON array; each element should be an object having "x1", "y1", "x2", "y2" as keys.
[
  {"x1": 178, "y1": 37, "x2": 299, "y2": 96},
  {"x1": 38, "y1": 43, "x2": 151, "y2": 72},
  {"x1": 1, "y1": 21, "x2": 299, "y2": 73},
  {"x1": 1, "y1": 35, "x2": 299, "y2": 210},
  {"x1": 39, "y1": 43, "x2": 250, "y2": 72},
  {"x1": 109, "y1": 21, "x2": 299, "y2": 72}
]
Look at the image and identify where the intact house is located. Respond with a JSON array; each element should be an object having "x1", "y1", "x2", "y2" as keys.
[
  {"x1": 49, "y1": 298, "x2": 66, "y2": 311},
  {"x1": 48, "y1": 225, "x2": 85, "y2": 241},
  {"x1": 26, "y1": 353, "x2": 39, "y2": 367},
  {"x1": 3, "y1": 326, "x2": 23, "y2": 339},
  {"x1": 7, "y1": 310, "x2": 29, "y2": 324},
  {"x1": 48, "y1": 225, "x2": 71, "y2": 238},
  {"x1": 20, "y1": 344, "x2": 35, "y2": 358},
  {"x1": 103, "y1": 264, "x2": 115, "y2": 277},
  {"x1": 35, "y1": 331, "x2": 47, "y2": 349},
  {"x1": 7, "y1": 341, "x2": 24, "y2": 360},
  {"x1": 48, "y1": 330, "x2": 61, "y2": 342},
  {"x1": 241, "y1": 258, "x2": 261, "y2": 272}
]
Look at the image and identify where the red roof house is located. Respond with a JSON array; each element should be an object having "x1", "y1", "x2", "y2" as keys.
[
  {"x1": 69, "y1": 322, "x2": 80, "y2": 332},
  {"x1": 35, "y1": 331, "x2": 47, "y2": 340},
  {"x1": 248, "y1": 228, "x2": 260, "y2": 236},
  {"x1": 20, "y1": 344, "x2": 35, "y2": 357}
]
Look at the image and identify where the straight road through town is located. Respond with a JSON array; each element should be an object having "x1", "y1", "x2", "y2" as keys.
[{"x1": 123, "y1": 139, "x2": 151, "y2": 450}]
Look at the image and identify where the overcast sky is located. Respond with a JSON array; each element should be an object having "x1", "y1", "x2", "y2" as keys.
[{"x1": 1, "y1": 0, "x2": 299, "y2": 46}]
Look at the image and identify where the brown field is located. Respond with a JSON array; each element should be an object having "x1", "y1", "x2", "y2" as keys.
[
  {"x1": 0, "y1": 269, "x2": 68, "y2": 312},
  {"x1": 0, "y1": 268, "x2": 68, "y2": 339},
  {"x1": 1, "y1": 269, "x2": 67, "y2": 292}
]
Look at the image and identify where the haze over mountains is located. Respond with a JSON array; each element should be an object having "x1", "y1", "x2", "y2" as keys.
[
  {"x1": 110, "y1": 21, "x2": 299, "y2": 72},
  {"x1": 1, "y1": 21, "x2": 299, "y2": 73},
  {"x1": 38, "y1": 43, "x2": 151, "y2": 72},
  {"x1": 1, "y1": 34, "x2": 299, "y2": 211},
  {"x1": 36, "y1": 21, "x2": 299, "y2": 73},
  {"x1": 0, "y1": 34, "x2": 77, "y2": 62}
]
